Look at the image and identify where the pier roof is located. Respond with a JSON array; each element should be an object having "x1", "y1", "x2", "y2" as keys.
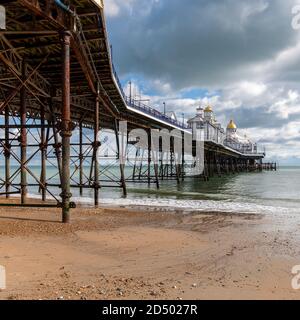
[{"x1": 2, "y1": 0, "x2": 188, "y2": 131}]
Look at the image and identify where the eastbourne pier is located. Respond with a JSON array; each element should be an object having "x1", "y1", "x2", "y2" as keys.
[{"x1": 0, "y1": 1, "x2": 268, "y2": 222}]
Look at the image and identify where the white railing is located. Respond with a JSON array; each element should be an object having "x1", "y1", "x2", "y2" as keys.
[
  {"x1": 204, "y1": 123, "x2": 226, "y2": 145},
  {"x1": 200, "y1": 123, "x2": 264, "y2": 155}
]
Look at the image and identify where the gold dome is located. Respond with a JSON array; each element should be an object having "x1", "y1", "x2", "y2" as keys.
[
  {"x1": 227, "y1": 120, "x2": 237, "y2": 129},
  {"x1": 204, "y1": 105, "x2": 213, "y2": 113}
]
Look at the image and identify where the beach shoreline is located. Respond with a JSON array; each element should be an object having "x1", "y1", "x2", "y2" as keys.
[{"x1": 0, "y1": 198, "x2": 299, "y2": 300}]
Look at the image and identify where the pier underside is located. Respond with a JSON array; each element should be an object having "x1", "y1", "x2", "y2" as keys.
[{"x1": 0, "y1": 1, "x2": 268, "y2": 222}]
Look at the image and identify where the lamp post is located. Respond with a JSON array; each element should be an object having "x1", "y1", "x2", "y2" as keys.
[{"x1": 128, "y1": 81, "x2": 132, "y2": 105}]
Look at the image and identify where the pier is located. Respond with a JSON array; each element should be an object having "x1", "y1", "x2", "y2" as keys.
[
  {"x1": 260, "y1": 162, "x2": 277, "y2": 171},
  {"x1": 0, "y1": 1, "x2": 266, "y2": 222}
]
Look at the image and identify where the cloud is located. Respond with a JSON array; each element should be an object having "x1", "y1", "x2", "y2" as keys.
[
  {"x1": 106, "y1": 0, "x2": 298, "y2": 89},
  {"x1": 105, "y1": 0, "x2": 120, "y2": 17},
  {"x1": 104, "y1": 0, "x2": 140, "y2": 17},
  {"x1": 105, "y1": 0, "x2": 300, "y2": 164}
]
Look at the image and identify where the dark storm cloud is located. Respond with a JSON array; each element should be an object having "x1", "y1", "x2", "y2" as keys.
[{"x1": 106, "y1": 0, "x2": 297, "y2": 90}]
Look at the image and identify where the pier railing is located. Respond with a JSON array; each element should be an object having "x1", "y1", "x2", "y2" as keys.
[
  {"x1": 204, "y1": 123, "x2": 226, "y2": 145},
  {"x1": 110, "y1": 52, "x2": 189, "y2": 130},
  {"x1": 225, "y1": 141, "x2": 264, "y2": 155},
  {"x1": 125, "y1": 96, "x2": 189, "y2": 130},
  {"x1": 204, "y1": 122, "x2": 265, "y2": 155}
]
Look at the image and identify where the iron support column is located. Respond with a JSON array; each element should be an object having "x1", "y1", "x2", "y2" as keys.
[
  {"x1": 4, "y1": 105, "x2": 10, "y2": 198},
  {"x1": 114, "y1": 120, "x2": 127, "y2": 196},
  {"x1": 20, "y1": 60, "x2": 27, "y2": 204},
  {"x1": 94, "y1": 91, "x2": 100, "y2": 206},
  {"x1": 148, "y1": 130, "x2": 151, "y2": 186},
  {"x1": 181, "y1": 132, "x2": 185, "y2": 181},
  {"x1": 79, "y1": 121, "x2": 83, "y2": 196},
  {"x1": 60, "y1": 32, "x2": 72, "y2": 223},
  {"x1": 40, "y1": 104, "x2": 46, "y2": 201},
  {"x1": 151, "y1": 129, "x2": 160, "y2": 189}
]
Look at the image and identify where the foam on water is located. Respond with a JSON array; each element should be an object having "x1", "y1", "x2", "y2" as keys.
[
  {"x1": 96, "y1": 197, "x2": 300, "y2": 215},
  {"x1": 8, "y1": 190, "x2": 300, "y2": 216}
]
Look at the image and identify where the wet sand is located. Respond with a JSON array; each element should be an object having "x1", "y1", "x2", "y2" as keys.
[{"x1": 0, "y1": 198, "x2": 300, "y2": 300}]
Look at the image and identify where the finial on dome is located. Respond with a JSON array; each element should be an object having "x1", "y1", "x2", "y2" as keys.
[
  {"x1": 227, "y1": 119, "x2": 237, "y2": 130},
  {"x1": 204, "y1": 105, "x2": 213, "y2": 113}
]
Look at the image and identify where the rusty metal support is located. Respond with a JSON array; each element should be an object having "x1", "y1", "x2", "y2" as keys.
[
  {"x1": 94, "y1": 88, "x2": 100, "y2": 206},
  {"x1": 154, "y1": 162, "x2": 160, "y2": 189},
  {"x1": 40, "y1": 104, "x2": 46, "y2": 201},
  {"x1": 60, "y1": 32, "x2": 72, "y2": 223},
  {"x1": 48, "y1": 95, "x2": 62, "y2": 181},
  {"x1": 4, "y1": 105, "x2": 10, "y2": 198},
  {"x1": 151, "y1": 132, "x2": 160, "y2": 189},
  {"x1": 0, "y1": 53, "x2": 50, "y2": 114},
  {"x1": 79, "y1": 121, "x2": 83, "y2": 196},
  {"x1": 20, "y1": 60, "x2": 27, "y2": 204}
]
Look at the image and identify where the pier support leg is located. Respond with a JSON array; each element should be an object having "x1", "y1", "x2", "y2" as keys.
[
  {"x1": 132, "y1": 148, "x2": 139, "y2": 181},
  {"x1": 93, "y1": 90, "x2": 100, "y2": 206},
  {"x1": 148, "y1": 131, "x2": 151, "y2": 186},
  {"x1": 151, "y1": 132, "x2": 160, "y2": 190},
  {"x1": 231, "y1": 159, "x2": 235, "y2": 174},
  {"x1": 79, "y1": 121, "x2": 83, "y2": 196},
  {"x1": 175, "y1": 139, "x2": 180, "y2": 184},
  {"x1": 49, "y1": 95, "x2": 62, "y2": 181},
  {"x1": 181, "y1": 132, "x2": 185, "y2": 181},
  {"x1": 60, "y1": 32, "x2": 72, "y2": 223},
  {"x1": 20, "y1": 60, "x2": 27, "y2": 204},
  {"x1": 4, "y1": 106, "x2": 10, "y2": 198},
  {"x1": 170, "y1": 150, "x2": 174, "y2": 179},
  {"x1": 259, "y1": 159, "x2": 263, "y2": 172},
  {"x1": 138, "y1": 149, "x2": 144, "y2": 180},
  {"x1": 154, "y1": 162, "x2": 160, "y2": 189},
  {"x1": 159, "y1": 152, "x2": 164, "y2": 180},
  {"x1": 114, "y1": 120, "x2": 127, "y2": 196},
  {"x1": 225, "y1": 159, "x2": 229, "y2": 174},
  {"x1": 209, "y1": 152, "x2": 214, "y2": 177},
  {"x1": 204, "y1": 154, "x2": 209, "y2": 181},
  {"x1": 216, "y1": 154, "x2": 221, "y2": 177},
  {"x1": 40, "y1": 104, "x2": 46, "y2": 201}
]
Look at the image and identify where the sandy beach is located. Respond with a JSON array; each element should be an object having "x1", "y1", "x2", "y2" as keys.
[{"x1": 0, "y1": 198, "x2": 299, "y2": 300}]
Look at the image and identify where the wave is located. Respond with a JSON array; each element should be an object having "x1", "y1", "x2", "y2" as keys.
[
  {"x1": 5, "y1": 191, "x2": 300, "y2": 216},
  {"x1": 97, "y1": 197, "x2": 300, "y2": 215}
]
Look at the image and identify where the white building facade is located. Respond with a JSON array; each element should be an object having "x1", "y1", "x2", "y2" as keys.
[{"x1": 188, "y1": 105, "x2": 258, "y2": 154}]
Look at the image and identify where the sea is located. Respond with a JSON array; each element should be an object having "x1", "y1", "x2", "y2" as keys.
[{"x1": 0, "y1": 165, "x2": 299, "y2": 215}]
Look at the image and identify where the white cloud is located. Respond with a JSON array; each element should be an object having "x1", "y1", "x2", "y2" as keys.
[
  {"x1": 239, "y1": 81, "x2": 267, "y2": 96},
  {"x1": 104, "y1": 0, "x2": 120, "y2": 17}
]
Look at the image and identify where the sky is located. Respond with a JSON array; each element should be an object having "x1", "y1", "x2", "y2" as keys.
[{"x1": 104, "y1": 0, "x2": 300, "y2": 165}]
